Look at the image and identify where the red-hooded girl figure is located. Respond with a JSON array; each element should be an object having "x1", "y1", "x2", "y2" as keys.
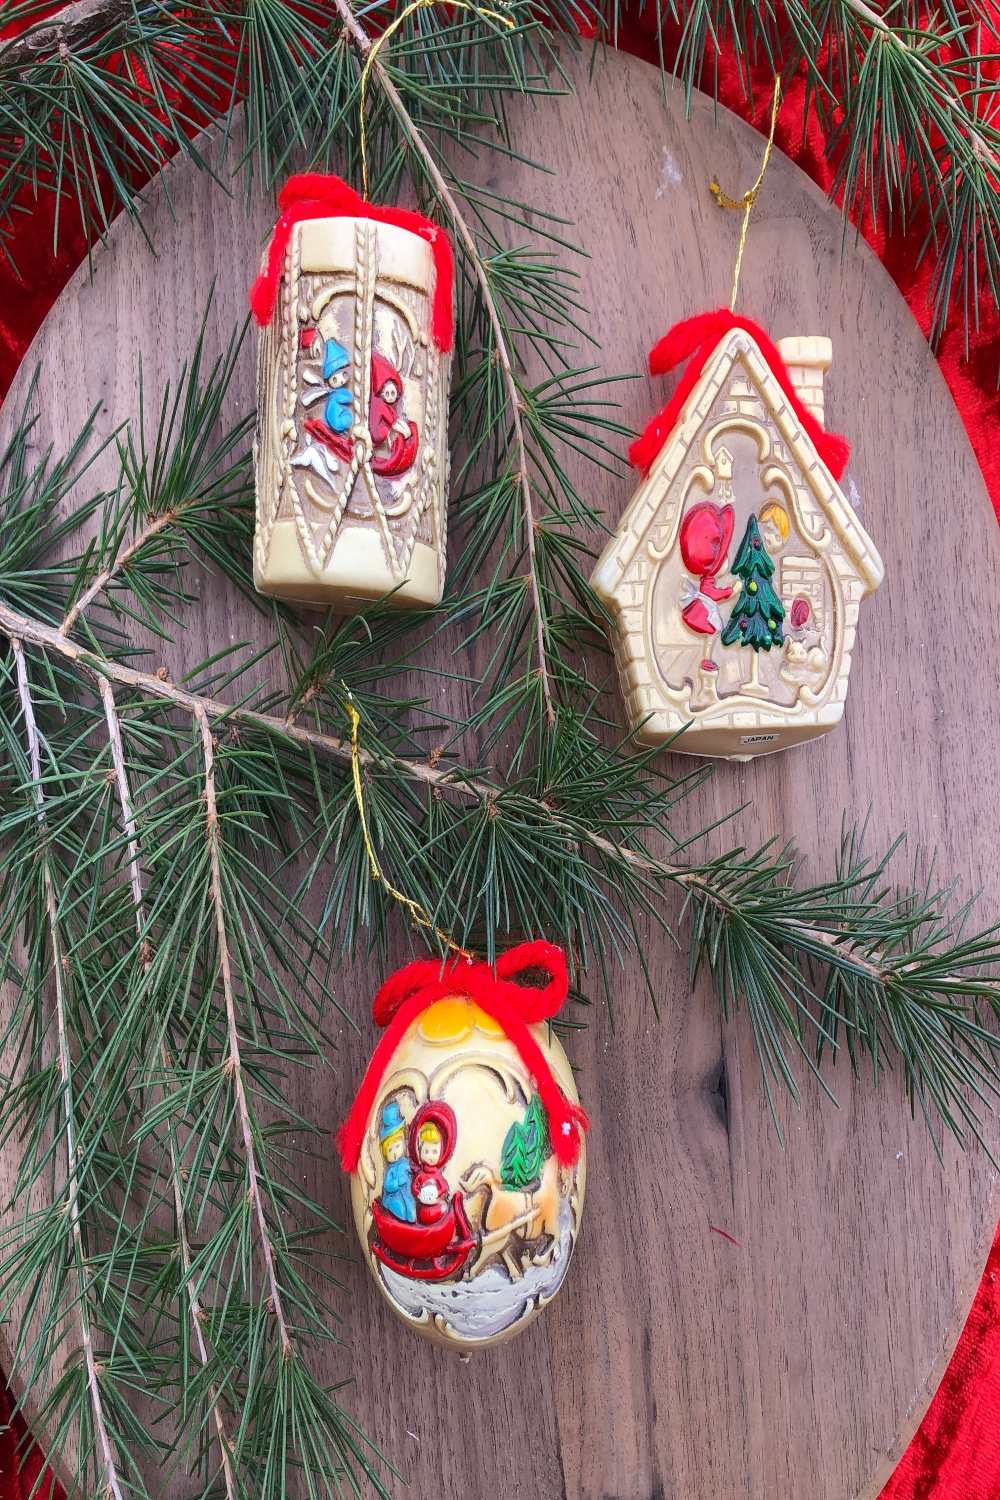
[
  {"x1": 369, "y1": 352, "x2": 419, "y2": 475},
  {"x1": 409, "y1": 1101, "x2": 457, "y2": 1226},
  {"x1": 302, "y1": 346, "x2": 419, "y2": 477},
  {"x1": 678, "y1": 501, "x2": 736, "y2": 636}
]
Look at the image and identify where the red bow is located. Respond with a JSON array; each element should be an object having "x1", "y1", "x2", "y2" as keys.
[
  {"x1": 336, "y1": 941, "x2": 589, "y2": 1174},
  {"x1": 248, "y1": 172, "x2": 455, "y2": 352},
  {"x1": 627, "y1": 308, "x2": 850, "y2": 482}
]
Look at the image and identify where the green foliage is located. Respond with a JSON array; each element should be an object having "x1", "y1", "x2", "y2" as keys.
[
  {"x1": 501, "y1": 1092, "x2": 551, "y2": 1189},
  {"x1": 719, "y1": 514, "x2": 785, "y2": 650},
  {"x1": 0, "y1": 1, "x2": 998, "y2": 1496},
  {"x1": 597, "y1": 0, "x2": 1000, "y2": 354},
  {"x1": 2, "y1": 0, "x2": 998, "y2": 348}
]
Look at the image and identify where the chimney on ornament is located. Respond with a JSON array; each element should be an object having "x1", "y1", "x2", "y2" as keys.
[{"x1": 776, "y1": 335, "x2": 832, "y2": 430}]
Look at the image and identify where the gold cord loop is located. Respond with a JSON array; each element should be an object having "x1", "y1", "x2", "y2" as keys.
[
  {"x1": 346, "y1": 692, "x2": 474, "y2": 959},
  {"x1": 709, "y1": 75, "x2": 782, "y2": 312},
  {"x1": 360, "y1": 0, "x2": 515, "y2": 199}
]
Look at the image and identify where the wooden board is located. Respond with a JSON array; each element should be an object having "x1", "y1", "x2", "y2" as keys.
[{"x1": 2, "y1": 44, "x2": 999, "y2": 1500}]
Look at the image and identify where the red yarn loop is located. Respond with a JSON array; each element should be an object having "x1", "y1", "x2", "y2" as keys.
[
  {"x1": 628, "y1": 308, "x2": 850, "y2": 482},
  {"x1": 248, "y1": 172, "x2": 455, "y2": 352},
  {"x1": 336, "y1": 941, "x2": 588, "y2": 1174}
]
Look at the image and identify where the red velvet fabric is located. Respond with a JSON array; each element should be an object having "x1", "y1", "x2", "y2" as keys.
[
  {"x1": 0, "y1": 1377, "x2": 61, "y2": 1500},
  {"x1": 881, "y1": 1231, "x2": 1000, "y2": 1500},
  {"x1": 0, "y1": 10, "x2": 998, "y2": 1498}
]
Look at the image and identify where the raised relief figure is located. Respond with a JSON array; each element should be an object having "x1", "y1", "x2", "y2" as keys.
[
  {"x1": 250, "y1": 176, "x2": 454, "y2": 612},
  {"x1": 590, "y1": 313, "x2": 884, "y2": 758},
  {"x1": 378, "y1": 1100, "x2": 416, "y2": 1223}
]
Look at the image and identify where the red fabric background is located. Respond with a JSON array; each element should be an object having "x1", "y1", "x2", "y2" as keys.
[
  {"x1": 0, "y1": 11, "x2": 998, "y2": 1498},
  {"x1": 0, "y1": 1377, "x2": 60, "y2": 1500}
]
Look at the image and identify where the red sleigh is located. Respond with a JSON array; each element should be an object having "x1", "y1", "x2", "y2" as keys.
[
  {"x1": 303, "y1": 417, "x2": 419, "y2": 477},
  {"x1": 370, "y1": 1194, "x2": 476, "y2": 1282}
]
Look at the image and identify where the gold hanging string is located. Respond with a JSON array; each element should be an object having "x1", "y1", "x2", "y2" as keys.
[
  {"x1": 709, "y1": 75, "x2": 782, "y2": 312},
  {"x1": 359, "y1": 0, "x2": 515, "y2": 199},
  {"x1": 346, "y1": 693, "x2": 475, "y2": 959}
]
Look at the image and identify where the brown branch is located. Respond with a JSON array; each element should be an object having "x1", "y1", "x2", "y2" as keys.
[
  {"x1": 11, "y1": 641, "x2": 125, "y2": 1500},
  {"x1": 332, "y1": 0, "x2": 555, "y2": 724},
  {"x1": 2, "y1": 597, "x2": 469, "y2": 790},
  {"x1": 0, "y1": 601, "x2": 949, "y2": 994},
  {"x1": 61, "y1": 510, "x2": 178, "y2": 638},
  {"x1": 97, "y1": 675, "x2": 237, "y2": 1500},
  {"x1": 98, "y1": 674, "x2": 144, "y2": 914},
  {"x1": 165, "y1": 1143, "x2": 238, "y2": 1493},
  {"x1": 2, "y1": 598, "x2": 630, "y2": 841},
  {"x1": 1, "y1": 0, "x2": 129, "y2": 70},
  {"x1": 195, "y1": 706, "x2": 293, "y2": 1363}
]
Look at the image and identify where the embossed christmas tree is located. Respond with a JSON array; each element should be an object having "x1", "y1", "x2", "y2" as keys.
[
  {"x1": 721, "y1": 514, "x2": 786, "y2": 652},
  {"x1": 501, "y1": 1092, "x2": 550, "y2": 1190}
]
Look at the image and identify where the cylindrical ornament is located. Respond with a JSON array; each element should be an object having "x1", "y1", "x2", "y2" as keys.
[
  {"x1": 250, "y1": 177, "x2": 454, "y2": 612},
  {"x1": 337, "y1": 945, "x2": 588, "y2": 1350}
]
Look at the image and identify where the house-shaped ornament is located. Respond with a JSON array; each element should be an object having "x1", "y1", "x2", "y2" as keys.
[{"x1": 591, "y1": 312, "x2": 884, "y2": 759}]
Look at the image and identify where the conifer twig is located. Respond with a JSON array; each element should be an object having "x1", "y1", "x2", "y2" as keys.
[
  {"x1": 837, "y1": 0, "x2": 1000, "y2": 170},
  {"x1": 98, "y1": 674, "x2": 145, "y2": 915},
  {"x1": 98, "y1": 674, "x2": 237, "y2": 1500},
  {"x1": 195, "y1": 705, "x2": 293, "y2": 1363},
  {"x1": 2, "y1": 605, "x2": 965, "y2": 1000},
  {"x1": 11, "y1": 640, "x2": 126, "y2": 1500},
  {"x1": 61, "y1": 509, "x2": 178, "y2": 637},
  {"x1": 6, "y1": 596, "x2": 655, "y2": 858},
  {"x1": 332, "y1": 0, "x2": 555, "y2": 723},
  {"x1": 0, "y1": 0, "x2": 129, "y2": 70}
]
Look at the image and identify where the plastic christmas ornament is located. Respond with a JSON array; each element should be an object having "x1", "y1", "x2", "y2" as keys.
[
  {"x1": 249, "y1": 174, "x2": 454, "y2": 611},
  {"x1": 337, "y1": 943, "x2": 588, "y2": 1350},
  {"x1": 590, "y1": 82, "x2": 883, "y2": 759}
]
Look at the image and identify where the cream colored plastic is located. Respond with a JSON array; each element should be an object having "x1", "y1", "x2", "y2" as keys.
[
  {"x1": 253, "y1": 216, "x2": 451, "y2": 612},
  {"x1": 589, "y1": 328, "x2": 883, "y2": 760},
  {"x1": 350, "y1": 997, "x2": 586, "y2": 1350}
]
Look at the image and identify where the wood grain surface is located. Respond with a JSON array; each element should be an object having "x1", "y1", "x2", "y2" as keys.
[{"x1": 2, "y1": 45, "x2": 999, "y2": 1500}]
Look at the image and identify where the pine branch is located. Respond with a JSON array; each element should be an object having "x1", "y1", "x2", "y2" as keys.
[
  {"x1": 97, "y1": 673, "x2": 144, "y2": 914},
  {"x1": 194, "y1": 705, "x2": 293, "y2": 1365},
  {"x1": 838, "y1": 0, "x2": 999, "y2": 171},
  {"x1": 10, "y1": 639, "x2": 126, "y2": 1500},
  {"x1": 332, "y1": 0, "x2": 556, "y2": 722},
  {"x1": 3, "y1": 0, "x2": 999, "y2": 349},
  {"x1": 98, "y1": 673, "x2": 237, "y2": 1500},
  {"x1": 4, "y1": 597, "x2": 999, "y2": 1013},
  {"x1": 164, "y1": 1133, "x2": 238, "y2": 1500},
  {"x1": 61, "y1": 509, "x2": 179, "y2": 638},
  {"x1": 2, "y1": 592, "x2": 670, "y2": 832}
]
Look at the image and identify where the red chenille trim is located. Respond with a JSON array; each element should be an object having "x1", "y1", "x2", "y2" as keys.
[
  {"x1": 248, "y1": 173, "x2": 454, "y2": 352},
  {"x1": 336, "y1": 940, "x2": 588, "y2": 1174},
  {"x1": 627, "y1": 308, "x2": 850, "y2": 482}
]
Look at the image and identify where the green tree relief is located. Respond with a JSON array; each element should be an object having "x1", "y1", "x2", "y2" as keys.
[
  {"x1": 501, "y1": 1093, "x2": 551, "y2": 1190},
  {"x1": 720, "y1": 515, "x2": 785, "y2": 651}
]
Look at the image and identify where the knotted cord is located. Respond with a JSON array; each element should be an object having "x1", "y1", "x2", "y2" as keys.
[
  {"x1": 359, "y1": 0, "x2": 515, "y2": 199},
  {"x1": 709, "y1": 75, "x2": 782, "y2": 311}
]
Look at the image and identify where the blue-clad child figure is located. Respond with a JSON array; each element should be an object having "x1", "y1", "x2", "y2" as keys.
[
  {"x1": 379, "y1": 1100, "x2": 416, "y2": 1222},
  {"x1": 322, "y1": 339, "x2": 353, "y2": 435}
]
